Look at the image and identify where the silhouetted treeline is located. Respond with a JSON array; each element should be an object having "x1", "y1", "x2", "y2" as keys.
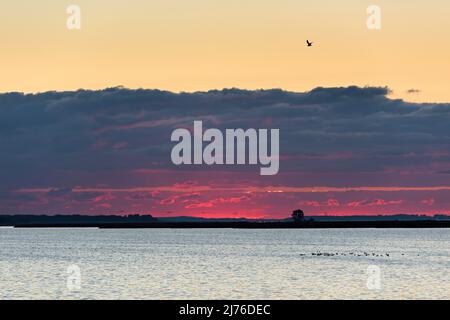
[
  {"x1": 0, "y1": 214, "x2": 156, "y2": 227},
  {"x1": 1, "y1": 214, "x2": 449, "y2": 228}
]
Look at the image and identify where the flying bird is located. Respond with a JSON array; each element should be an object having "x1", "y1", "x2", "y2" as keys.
[{"x1": 306, "y1": 40, "x2": 313, "y2": 47}]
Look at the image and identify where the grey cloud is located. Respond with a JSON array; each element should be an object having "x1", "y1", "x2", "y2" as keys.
[
  {"x1": 1, "y1": 86, "x2": 450, "y2": 191},
  {"x1": 47, "y1": 187, "x2": 73, "y2": 197}
]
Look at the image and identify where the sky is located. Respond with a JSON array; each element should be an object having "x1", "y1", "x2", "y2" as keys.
[
  {"x1": 1, "y1": 1, "x2": 450, "y2": 218},
  {"x1": 1, "y1": 0, "x2": 450, "y2": 102}
]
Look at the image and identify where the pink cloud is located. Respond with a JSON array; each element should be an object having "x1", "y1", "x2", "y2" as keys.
[
  {"x1": 94, "y1": 193, "x2": 115, "y2": 203},
  {"x1": 347, "y1": 199, "x2": 403, "y2": 207},
  {"x1": 299, "y1": 199, "x2": 340, "y2": 207},
  {"x1": 159, "y1": 192, "x2": 201, "y2": 205},
  {"x1": 96, "y1": 203, "x2": 112, "y2": 208},
  {"x1": 298, "y1": 201, "x2": 322, "y2": 207},
  {"x1": 327, "y1": 199, "x2": 340, "y2": 207},
  {"x1": 185, "y1": 202, "x2": 215, "y2": 209},
  {"x1": 421, "y1": 198, "x2": 435, "y2": 206},
  {"x1": 184, "y1": 195, "x2": 251, "y2": 209}
]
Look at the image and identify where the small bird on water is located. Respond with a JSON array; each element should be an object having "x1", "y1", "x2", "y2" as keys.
[{"x1": 306, "y1": 40, "x2": 313, "y2": 47}]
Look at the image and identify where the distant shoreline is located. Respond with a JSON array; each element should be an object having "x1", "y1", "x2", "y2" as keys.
[
  {"x1": 10, "y1": 220, "x2": 450, "y2": 229},
  {"x1": 2, "y1": 214, "x2": 450, "y2": 229}
]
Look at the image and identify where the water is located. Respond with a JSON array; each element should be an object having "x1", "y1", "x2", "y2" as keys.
[{"x1": 0, "y1": 228, "x2": 449, "y2": 300}]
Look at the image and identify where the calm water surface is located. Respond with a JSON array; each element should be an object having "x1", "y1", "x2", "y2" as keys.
[{"x1": 0, "y1": 228, "x2": 449, "y2": 299}]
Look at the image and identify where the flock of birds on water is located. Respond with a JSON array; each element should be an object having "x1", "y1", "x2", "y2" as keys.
[{"x1": 298, "y1": 252, "x2": 414, "y2": 258}]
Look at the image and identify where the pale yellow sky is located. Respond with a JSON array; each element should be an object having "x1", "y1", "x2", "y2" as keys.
[{"x1": 1, "y1": 0, "x2": 449, "y2": 102}]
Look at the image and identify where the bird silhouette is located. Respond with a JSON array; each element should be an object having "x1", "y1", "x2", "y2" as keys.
[{"x1": 306, "y1": 40, "x2": 313, "y2": 47}]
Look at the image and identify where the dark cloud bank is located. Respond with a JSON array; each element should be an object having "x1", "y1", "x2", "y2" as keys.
[{"x1": 1, "y1": 86, "x2": 450, "y2": 194}]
